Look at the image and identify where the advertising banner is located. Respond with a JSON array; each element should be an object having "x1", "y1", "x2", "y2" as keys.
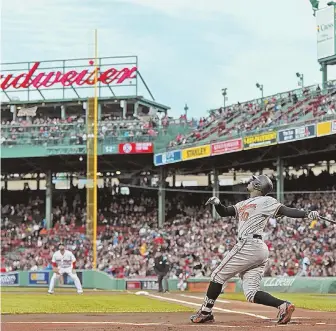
[
  {"x1": 118, "y1": 142, "x2": 153, "y2": 154},
  {"x1": 316, "y1": 6, "x2": 336, "y2": 60},
  {"x1": 62, "y1": 272, "x2": 83, "y2": 286},
  {"x1": 211, "y1": 138, "x2": 243, "y2": 156},
  {"x1": 154, "y1": 150, "x2": 182, "y2": 166},
  {"x1": 141, "y1": 279, "x2": 159, "y2": 290},
  {"x1": 278, "y1": 124, "x2": 316, "y2": 143},
  {"x1": 125, "y1": 278, "x2": 158, "y2": 290},
  {"x1": 47, "y1": 146, "x2": 86, "y2": 156},
  {"x1": 29, "y1": 271, "x2": 49, "y2": 285},
  {"x1": 181, "y1": 145, "x2": 211, "y2": 161},
  {"x1": 0, "y1": 272, "x2": 19, "y2": 286},
  {"x1": 126, "y1": 281, "x2": 142, "y2": 290},
  {"x1": 243, "y1": 131, "x2": 277, "y2": 150},
  {"x1": 317, "y1": 120, "x2": 336, "y2": 137},
  {"x1": 103, "y1": 144, "x2": 118, "y2": 154}
]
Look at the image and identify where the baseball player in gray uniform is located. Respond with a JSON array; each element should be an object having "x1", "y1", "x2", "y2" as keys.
[{"x1": 190, "y1": 174, "x2": 319, "y2": 325}]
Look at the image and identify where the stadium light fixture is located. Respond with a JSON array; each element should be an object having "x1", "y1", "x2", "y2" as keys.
[
  {"x1": 221, "y1": 88, "x2": 228, "y2": 109},
  {"x1": 296, "y1": 72, "x2": 304, "y2": 87},
  {"x1": 184, "y1": 103, "x2": 189, "y2": 117},
  {"x1": 256, "y1": 83, "x2": 264, "y2": 98}
]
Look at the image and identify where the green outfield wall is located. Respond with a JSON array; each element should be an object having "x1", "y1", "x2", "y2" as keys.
[{"x1": 1, "y1": 271, "x2": 335, "y2": 294}]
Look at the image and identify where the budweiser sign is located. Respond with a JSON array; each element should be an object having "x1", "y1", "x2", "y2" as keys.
[{"x1": 0, "y1": 61, "x2": 137, "y2": 90}]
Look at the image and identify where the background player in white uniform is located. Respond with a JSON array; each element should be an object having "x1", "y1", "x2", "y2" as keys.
[
  {"x1": 48, "y1": 243, "x2": 83, "y2": 294},
  {"x1": 190, "y1": 175, "x2": 319, "y2": 325}
]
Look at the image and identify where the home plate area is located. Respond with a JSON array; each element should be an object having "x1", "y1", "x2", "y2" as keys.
[{"x1": 3, "y1": 293, "x2": 336, "y2": 331}]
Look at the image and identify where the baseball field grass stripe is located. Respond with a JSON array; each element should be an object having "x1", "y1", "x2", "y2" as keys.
[
  {"x1": 146, "y1": 293, "x2": 270, "y2": 319},
  {"x1": 1, "y1": 293, "x2": 193, "y2": 314},
  {"x1": 221, "y1": 293, "x2": 336, "y2": 312}
]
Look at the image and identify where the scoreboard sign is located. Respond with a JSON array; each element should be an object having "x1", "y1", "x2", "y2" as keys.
[{"x1": 316, "y1": 6, "x2": 336, "y2": 60}]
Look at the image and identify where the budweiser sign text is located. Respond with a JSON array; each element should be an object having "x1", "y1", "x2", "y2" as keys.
[{"x1": 0, "y1": 61, "x2": 137, "y2": 90}]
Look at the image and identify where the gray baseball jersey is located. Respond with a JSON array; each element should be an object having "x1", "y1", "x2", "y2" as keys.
[
  {"x1": 234, "y1": 196, "x2": 281, "y2": 238},
  {"x1": 210, "y1": 196, "x2": 282, "y2": 302}
]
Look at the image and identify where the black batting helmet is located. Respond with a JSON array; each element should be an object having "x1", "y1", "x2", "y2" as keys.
[{"x1": 250, "y1": 175, "x2": 273, "y2": 195}]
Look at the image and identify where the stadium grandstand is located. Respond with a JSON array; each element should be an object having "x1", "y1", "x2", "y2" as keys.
[{"x1": 1, "y1": 73, "x2": 335, "y2": 279}]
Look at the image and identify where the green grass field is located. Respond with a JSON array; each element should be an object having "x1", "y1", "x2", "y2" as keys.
[
  {"x1": 1, "y1": 288, "x2": 335, "y2": 314},
  {"x1": 1, "y1": 291, "x2": 192, "y2": 314},
  {"x1": 221, "y1": 293, "x2": 336, "y2": 312}
]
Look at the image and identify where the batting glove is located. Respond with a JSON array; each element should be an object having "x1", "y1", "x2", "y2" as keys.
[
  {"x1": 205, "y1": 197, "x2": 220, "y2": 206},
  {"x1": 307, "y1": 211, "x2": 319, "y2": 220}
]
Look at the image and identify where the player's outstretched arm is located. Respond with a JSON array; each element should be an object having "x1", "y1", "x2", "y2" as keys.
[
  {"x1": 205, "y1": 197, "x2": 236, "y2": 217},
  {"x1": 276, "y1": 205, "x2": 319, "y2": 219}
]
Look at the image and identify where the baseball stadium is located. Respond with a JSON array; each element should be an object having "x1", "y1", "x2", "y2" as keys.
[{"x1": 1, "y1": 1, "x2": 336, "y2": 331}]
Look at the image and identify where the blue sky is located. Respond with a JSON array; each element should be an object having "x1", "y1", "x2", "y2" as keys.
[{"x1": 1, "y1": 0, "x2": 334, "y2": 117}]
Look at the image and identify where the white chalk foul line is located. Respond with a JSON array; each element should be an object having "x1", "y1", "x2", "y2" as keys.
[
  {"x1": 0, "y1": 322, "x2": 277, "y2": 329},
  {"x1": 180, "y1": 294, "x2": 231, "y2": 304},
  {"x1": 146, "y1": 293, "x2": 269, "y2": 320},
  {"x1": 5, "y1": 321, "x2": 335, "y2": 328}
]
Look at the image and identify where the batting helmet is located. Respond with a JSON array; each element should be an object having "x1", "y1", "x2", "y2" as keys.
[{"x1": 250, "y1": 175, "x2": 273, "y2": 195}]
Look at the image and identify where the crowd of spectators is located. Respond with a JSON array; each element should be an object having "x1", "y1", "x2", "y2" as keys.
[
  {"x1": 0, "y1": 115, "x2": 161, "y2": 146},
  {"x1": 1, "y1": 171, "x2": 335, "y2": 279},
  {"x1": 0, "y1": 108, "x2": 197, "y2": 147},
  {"x1": 168, "y1": 83, "x2": 336, "y2": 149}
]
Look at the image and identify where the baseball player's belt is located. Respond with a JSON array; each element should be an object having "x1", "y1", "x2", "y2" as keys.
[{"x1": 238, "y1": 234, "x2": 262, "y2": 241}]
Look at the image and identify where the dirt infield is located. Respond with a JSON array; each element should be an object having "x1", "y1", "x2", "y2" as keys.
[{"x1": 2, "y1": 292, "x2": 336, "y2": 331}]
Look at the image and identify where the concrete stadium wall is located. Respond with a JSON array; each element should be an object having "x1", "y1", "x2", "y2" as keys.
[{"x1": 1, "y1": 272, "x2": 335, "y2": 294}]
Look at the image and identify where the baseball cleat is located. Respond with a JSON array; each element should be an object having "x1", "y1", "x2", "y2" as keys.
[
  {"x1": 190, "y1": 310, "x2": 215, "y2": 323},
  {"x1": 47, "y1": 291, "x2": 54, "y2": 295},
  {"x1": 277, "y1": 301, "x2": 295, "y2": 324}
]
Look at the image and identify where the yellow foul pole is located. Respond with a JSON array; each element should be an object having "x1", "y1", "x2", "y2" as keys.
[{"x1": 92, "y1": 29, "x2": 98, "y2": 270}]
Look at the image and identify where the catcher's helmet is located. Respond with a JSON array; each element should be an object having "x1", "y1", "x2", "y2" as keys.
[{"x1": 250, "y1": 175, "x2": 273, "y2": 195}]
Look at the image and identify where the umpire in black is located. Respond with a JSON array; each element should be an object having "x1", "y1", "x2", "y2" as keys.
[{"x1": 154, "y1": 249, "x2": 170, "y2": 293}]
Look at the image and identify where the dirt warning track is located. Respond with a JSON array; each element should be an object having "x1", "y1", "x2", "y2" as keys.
[{"x1": 2, "y1": 292, "x2": 336, "y2": 331}]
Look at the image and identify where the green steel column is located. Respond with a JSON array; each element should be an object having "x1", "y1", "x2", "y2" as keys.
[
  {"x1": 45, "y1": 171, "x2": 53, "y2": 229},
  {"x1": 122, "y1": 100, "x2": 127, "y2": 119},
  {"x1": 321, "y1": 63, "x2": 327, "y2": 89},
  {"x1": 11, "y1": 105, "x2": 17, "y2": 122},
  {"x1": 4, "y1": 175, "x2": 8, "y2": 190},
  {"x1": 98, "y1": 103, "x2": 102, "y2": 120},
  {"x1": 212, "y1": 169, "x2": 219, "y2": 219},
  {"x1": 276, "y1": 156, "x2": 284, "y2": 203},
  {"x1": 134, "y1": 101, "x2": 139, "y2": 117},
  {"x1": 172, "y1": 173, "x2": 176, "y2": 187},
  {"x1": 158, "y1": 168, "x2": 166, "y2": 228},
  {"x1": 61, "y1": 105, "x2": 66, "y2": 119},
  {"x1": 37, "y1": 173, "x2": 40, "y2": 191}
]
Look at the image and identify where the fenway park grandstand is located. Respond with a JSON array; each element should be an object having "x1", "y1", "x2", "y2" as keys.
[{"x1": 1, "y1": 53, "x2": 335, "y2": 282}]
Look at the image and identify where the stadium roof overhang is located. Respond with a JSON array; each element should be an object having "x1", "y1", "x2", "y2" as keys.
[
  {"x1": 2, "y1": 135, "x2": 335, "y2": 176},
  {"x1": 0, "y1": 96, "x2": 170, "y2": 112},
  {"x1": 159, "y1": 135, "x2": 336, "y2": 174}
]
